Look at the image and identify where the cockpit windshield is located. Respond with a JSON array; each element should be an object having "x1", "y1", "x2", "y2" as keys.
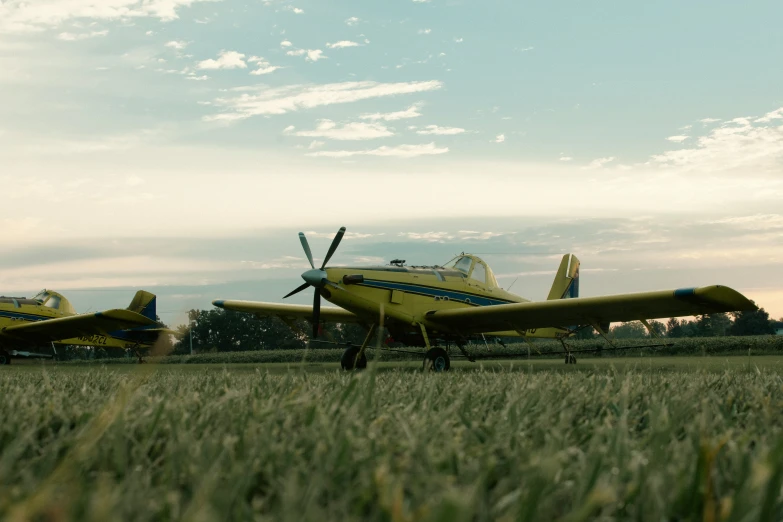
[
  {"x1": 443, "y1": 255, "x2": 499, "y2": 287},
  {"x1": 445, "y1": 256, "x2": 473, "y2": 275},
  {"x1": 33, "y1": 290, "x2": 61, "y2": 309}
]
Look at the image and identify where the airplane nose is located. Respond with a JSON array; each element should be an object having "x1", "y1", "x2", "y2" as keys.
[{"x1": 302, "y1": 268, "x2": 328, "y2": 287}]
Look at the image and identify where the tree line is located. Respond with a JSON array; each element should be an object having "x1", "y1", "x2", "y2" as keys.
[{"x1": 170, "y1": 305, "x2": 781, "y2": 354}]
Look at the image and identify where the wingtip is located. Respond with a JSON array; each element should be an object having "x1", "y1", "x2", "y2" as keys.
[{"x1": 212, "y1": 300, "x2": 225, "y2": 308}]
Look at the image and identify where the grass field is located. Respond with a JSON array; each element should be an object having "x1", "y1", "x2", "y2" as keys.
[{"x1": 2, "y1": 357, "x2": 783, "y2": 521}]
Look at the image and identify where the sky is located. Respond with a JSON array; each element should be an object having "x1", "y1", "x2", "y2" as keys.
[{"x1": 1, "y1": 0, "x2": 782, "y2": 327}]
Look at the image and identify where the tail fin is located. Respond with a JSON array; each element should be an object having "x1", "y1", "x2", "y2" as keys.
[
  {"x1": 127, "y1": 290, "x2": 157, "y2": 321},
  {"x1": 547, "y1": 254, "x2": 580, "y2": 300}
]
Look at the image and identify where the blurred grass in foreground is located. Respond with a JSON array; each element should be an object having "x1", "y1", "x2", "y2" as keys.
[{"x1": 1, "y1": 361, "x2": 782, "y2": 521}]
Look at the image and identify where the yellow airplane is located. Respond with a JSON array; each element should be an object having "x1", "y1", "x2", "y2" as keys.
[
  {"x1": 213, "y1": 227, "x2": 757, "y2": 371},
  {"x1": 0, "y1": 289, "x2": 164, "y2": 364}
]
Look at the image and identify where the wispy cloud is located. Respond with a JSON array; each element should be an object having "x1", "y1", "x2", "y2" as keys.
[
  {"x1": 165, "y1": 40, "x2": 188, "y2": 50},
  {"x1": 286, "y1": 48, "x2": 326, "y2": 62},
  {"x1": 418, "y1": 28, "x2": 432, "y2": 34},
  {"x1": 666, "y1": 135, "x2": 690, "y2": 143},
  {"x1": 206, "y1": 80, "x2": 443, "y2": 122},
  {"x1": 345, "y1": 16, "x2": 359, "y2": 26},
  {"x1": 248, "y1": 56, "x2": 281, "y2": 75},
  {"x1": 1, "y1": 0, "x2": 215, "y2": 32},
  {"x1": 280, "y1": 40, "x2": 292, "y2": 47},
  {"x1": 57, "y1": 29, "x2": 108, "y2": 41},
  {"x1": 493, "y1": 134, "x2": 505, "y2": 143},
  {"x1": 416, "y1": 125, "x2": 466, "y2": 135},
  {"x1": 651, "y1": 107, "x2": 783, "y2": 175},
  {"x1": 326, "y1": 40, "x2": 359, "y2": 49},
  {"x1": 198, "y1": 50, "x2": 247, "y2": 70},
  {"x1": 585, "y1": 156, "x2": 615, "y2": 169},
  {"x1": 307, "y1": 142, "x2": 448, "y2": 158},
  {"x1": 360, "y1": 103, "x2": 423, "y2": 121},
  {"x1": 286, "y1": 120, "x2": 393, "y2": 140}
]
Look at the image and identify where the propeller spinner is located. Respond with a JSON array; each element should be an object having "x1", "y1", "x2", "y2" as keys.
[{"x1": 283, "y1": 227, "x2": 346, "y2": 338}]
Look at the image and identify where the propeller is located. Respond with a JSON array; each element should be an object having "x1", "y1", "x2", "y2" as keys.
[{"x1": 284, "y1": 227, "x2": 346, "y2": 339}]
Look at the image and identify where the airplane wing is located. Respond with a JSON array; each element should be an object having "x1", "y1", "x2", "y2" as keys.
[
  {"x1": 212, "y1": 300, "x2": 361, "y2": 323},
  {"x1": 425, "y1": 286, "x2": 757, "y2": 334},
  {"x1": 0, "y1": 310, "x2": 158, "y2": 345}
]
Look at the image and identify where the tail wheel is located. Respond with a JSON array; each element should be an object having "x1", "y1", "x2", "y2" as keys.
[
  {"x1": 424, "y1": 348, "x2": 450, "y2": 372},
  {"x1": 0, "y1": 352, "x2": 9, "y2": 365},
  {"x1": 340, "y1": 346, "x2": 367, "y2": 371},
  {"x1": 564, "y1": 354, "x2": 577, "y2": 364}
]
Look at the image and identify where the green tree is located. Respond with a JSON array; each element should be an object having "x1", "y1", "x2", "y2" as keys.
[
  {"x1": 694, "y1": 313, "x2": 732, "y2": 337},
  {"x1": 177, "y1": 309, "x2": 306, "y2": 353},
  {"x1": 610, "y1": 322, "x2": 647, "y2": 339},
  {"x1": 729, "y1": 306, "x2": 776, "y2": 336}
]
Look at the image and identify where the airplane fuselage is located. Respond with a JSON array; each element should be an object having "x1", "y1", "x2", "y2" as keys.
[
  {"x1": 319, "y1": 262, "x2": 568, "y2": 343},
  {"x1": 0, "y1": 291, "x2": 159, "y2": 358}
]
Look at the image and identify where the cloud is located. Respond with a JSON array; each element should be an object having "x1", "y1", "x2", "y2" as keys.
[
  {"x1": 280, "y1": 40, "x2": 292, "y2": 47},
  {"x1": 326, "y1": 40, "x2": 359, "y2": 49},
  {"x1": 416, "y1": 125, "x2": 466, "y2": 136},
  {"x1": 755, "y1": 108, "x2": 783, "y2": 124},
  {"x1": 0, "y1": 0, "x2": 215, "y2": 32},
  {"x1": 307, "y1": 142, "x2": 448, "y2": 158},
  {"x1": 454, "y1": 37, "x2": 463, "y2": 43},
  {"x1": 585, "y1": 156, "x2": 615, "y2": 169},
  {"x1": 666, "y1": 135, "x2": 689, "y2": 143},
  {"x1": 493, "y1": 134, "x2": 505, "y2": 143},
  {"x1": 286, "y1": 120, "x2": 393, "y2": 140},
  {"x1": 57, "y1": 29, "x2": 108, "y2": 40},
  {"x1": 650, "y1": 108, "x2": 783, "y2": 175},
  {"x1": 248, "y1": 56, "x2": 281, "y2": 75},
  {"x1": 700, "y1": 118, "x2": 721, "y2": 124},
  {"x1": 288, "y1": 6, "x2": 304, "y2": 14},
  {"x1": 286, "y1": 48, "x2": 325, "y2": 61},
  {"x1": 185, "y1": 74, "x2": 209, "y2": 81},
  {"x1": 345, "y1": 16, "x2": 359, "y2": 25},
  {"x1": 559, "y1": 156, "x2": 573, "y2": 162},
  {"x1": 206, "y1": 80, "x2": 443, "y2": 122},
  {"x1": 198, "y1": 50, "x2": 247, "y2": 70},
  {"x1": 418, "y1": 28, "x2": 431, "y2": 34},
  {"x1": 308, "y1": 140, "x2": 325, "y2": 149},
  {"x1": 360, "y1": 103, "x2": 423, "y2": 121},
  {"x1": 165, "y1": 40, "x2": 188, "y2": 50}
]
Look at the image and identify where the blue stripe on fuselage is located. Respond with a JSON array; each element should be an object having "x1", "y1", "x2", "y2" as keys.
[
  {"x1": 0, "y1": 309, "x2": 50, "y2": 322},
  {"x1": 357, "y1": 280, "x2": 512, "y2": 306}
]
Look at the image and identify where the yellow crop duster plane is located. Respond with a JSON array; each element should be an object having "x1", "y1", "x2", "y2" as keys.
[
  {"x1": 0, "y1": 289, "x2": 166, "y2": 364},
  {"x1": 213, "y1": 227, "x2": 757, "y2": 371}
]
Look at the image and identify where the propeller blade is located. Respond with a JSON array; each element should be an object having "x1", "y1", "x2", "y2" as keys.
[
  {"x1": 299, "y1": 232, "x2": 315, "y2": 269},
  {"x1": 283, "y1": 282, "x2": 310, "y2": 299},
  {"x1": 312, "y1": 289, "x2": 321, "y2": 339},
  {"x1": 320, "y1": 226, "x2": 346, "y2": 269}
]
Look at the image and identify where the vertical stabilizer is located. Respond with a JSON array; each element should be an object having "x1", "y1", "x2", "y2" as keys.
[
  {"x1": 127, "y1": 290, "x2": 157, "y2": 321},
  {"x1": 546, "y1": 254, "x2": 580, "y2": 300}
]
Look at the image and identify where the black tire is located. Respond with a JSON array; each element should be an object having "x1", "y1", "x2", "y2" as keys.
[
  {"x1": 0, "y1": 352, "x2": 10, "y2": 365},
  {"x1": 423, "y1": 348, "x2": 450, "y2": 372},
  {"x1": 341, "y1": 346, "x2": 367, "y2": 370},
  {"x1": 565, "y1": 354, "x2": 577, "y2": 364}
]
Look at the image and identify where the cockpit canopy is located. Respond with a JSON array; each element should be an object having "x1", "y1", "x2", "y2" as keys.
[
  {"x1": 443, "y1": 255, "x2": 498, "y2": 287},
  {"x1": 32, "y1": 290, "x2": 75, "y2": 314}
]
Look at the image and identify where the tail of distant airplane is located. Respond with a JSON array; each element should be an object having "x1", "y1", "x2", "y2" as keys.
[
  {"x1": 127, "y1": 290, "x2": 157, "y2": 321},
  {"x1": 547, "y1": 254, "x2": 580, "y2": 300}
]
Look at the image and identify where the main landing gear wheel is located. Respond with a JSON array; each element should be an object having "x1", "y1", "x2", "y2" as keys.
[
  {"x1": 423, "y1": 348, "x2": 450, "y2": 372},
  {"x1": 565, "y1": 354, "x2": 577, "y2": 364},
  {"x1": 0, "y1": 352, "x2": 10, "y2": 365},
  {"x1": 341, "y1": 346, "x2": 367, "y2": 371}
]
